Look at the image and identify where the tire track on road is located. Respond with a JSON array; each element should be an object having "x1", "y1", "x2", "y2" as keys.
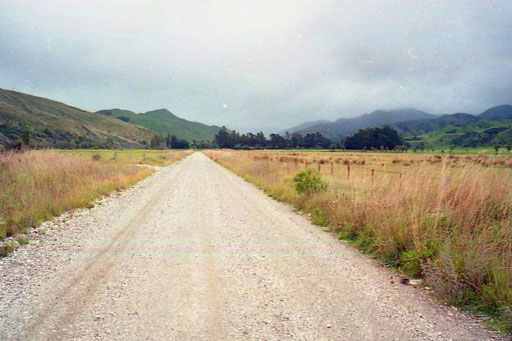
[{"x1": 21, "y1": 164, "x2": 184, "y2": 340}]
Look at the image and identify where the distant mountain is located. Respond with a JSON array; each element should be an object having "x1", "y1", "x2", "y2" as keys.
[
  {"x1": 0, "y1": 89, "x2": 153, "y2": 148},
  {"x1": 393, "y1": 113, "x2": 479, "y2": 136},
  {"x1": 289, "y1": 108, "x2": 436, "y2": 139},
  {"x1": 478, "y1": 104, "x2": 512, "y2": 120},
  {"x1": 97, "y1": 108, "x2": 221, "y2": 142},
  {"x1": 285, "y1": 120, "x2": 331, "y2": 134}
]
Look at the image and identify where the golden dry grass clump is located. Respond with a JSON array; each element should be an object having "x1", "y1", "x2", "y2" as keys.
[
  {"x1": 0, "y1": 150, "x2": 156, "y2": 241},
  {"x1": 206, "y1": 150, "x2": 512, "y2": 329}
]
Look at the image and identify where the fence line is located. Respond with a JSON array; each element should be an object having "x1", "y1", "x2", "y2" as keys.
[{"x1": 248, "y1": 154, "x2": 448, "y2": 182}]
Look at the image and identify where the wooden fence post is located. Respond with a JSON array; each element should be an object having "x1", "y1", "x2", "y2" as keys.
[
  {"x1": 330, "y1": 162, "x2": 333, "y2": 174},
  {"x1": 318, "y1": 162, "x2": 321, "y2": 172},
  {"x1": 371, "y1": 169, "x2": 375, "y2": 182},
  {"x1": 347, "y1": 164, "x2": 351, "y2": 180}
]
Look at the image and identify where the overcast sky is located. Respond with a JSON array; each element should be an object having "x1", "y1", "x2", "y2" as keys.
[{"x1": 1, "y1": 0, "x2": 511, "y2": 131}]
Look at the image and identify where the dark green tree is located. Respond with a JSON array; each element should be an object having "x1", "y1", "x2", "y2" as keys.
[
  {"x1": 343, "y1": 126, "x2": 403, "y2": 150},
  {"x1": 214, "y1": 127, "x2": 231, "y2": 148},
  {"x1": 169, "y1": 134, "x2": 189, "y2": 149},
  {"x1": 150, "y1": 135, "x2": 162, "y2": 149}
]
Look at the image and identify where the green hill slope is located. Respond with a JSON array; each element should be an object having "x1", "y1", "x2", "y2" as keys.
[
  {"x1": 405, "y1": 120, "x2": 512, "y2": 148},
  {"x1": 0, "y1": 89, "x2": 154, "y2": 148},
  {"x1": 97, "y1": 108, "x2": 220, "y2": 142},
  {"x1": 478, "y1": 104, "x2": 512, "y2": 120},
  {"x1": 395, "y1": 106, "x2": 512, "y2": 148}
]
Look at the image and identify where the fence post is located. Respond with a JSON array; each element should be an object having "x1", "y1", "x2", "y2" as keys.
[
  {"x1": 347, "y1": 164, "x2": 351, "y2": 180},
  {"x1": 371, "y1": 169, "x2": 375, "y2": 182},
  {"x1": 444, "y1": 175, "x2": 451, "y2": 187},
  {"x1": 305, "y1": 160, "x2": 308, "y2": 168},
  {"x1": 318, "y1": 162, "x2": 321, "y2": 172},
  {"x1": 330, "y1": 162, "x2": 333, "y2": 174}
]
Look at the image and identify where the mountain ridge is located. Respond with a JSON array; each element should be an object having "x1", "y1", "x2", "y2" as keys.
[
  {"x1": 0, "y1": 88, "x2": 220, "y2": 149},
  {"x1": 97, "y1": 108, "x2": 221, "y2": 142},
  {"x1": 288, "y1": 108, "x2": 436, "y2": 139},
  {"x1": 0, "y1": 88, "x2": 153, "y2": 148}
]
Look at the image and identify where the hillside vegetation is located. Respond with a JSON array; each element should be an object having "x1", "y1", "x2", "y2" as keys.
[
  {"x1": 0, "y1": 89, "x2": 154, "y2": 149},
  {"x1": 395, "y1": 105, "x2": 512, "y2": 148},
  {"x1": 0, "y1": 89, "x2": 220, "y2": 149},
  {"x1": 206, "y1": 150, "x2": 512, "y2": 330},
  {"x1": 97, "y1": 108, "x2": 221, "y2": 142},
  {"x1": 288, "y1": 105, "x2": 512, "y2": 149}
]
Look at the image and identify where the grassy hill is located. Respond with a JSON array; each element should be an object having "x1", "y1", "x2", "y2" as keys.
[
  {"x1": 0, "y1": 89, "x2": 154, "y2": 149},
  {"x1": 0, "y1": 89, "x2": 221, "y2": 149},
  {"x1": 395, "y1": 106, "x2": 512, "y2": 148},
  {"x1": 403, "y1": 120, "x2": 512, "y2": 149},
  {"x1": 97, "y1": 108, "x2": 221, "y2": 142}
]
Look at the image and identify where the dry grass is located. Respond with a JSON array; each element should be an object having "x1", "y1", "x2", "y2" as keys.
[
  {"x1": 206, "y1": 150, "x2": 512, "y2": 330},
  {"x1": 0, "y1": 149, "x2": 189, "y2": 245},
  {"x1": 60, "y1": 149, "x2": 192, "y2": 167}
]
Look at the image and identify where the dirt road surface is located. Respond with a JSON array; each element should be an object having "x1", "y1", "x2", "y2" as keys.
[{"x1": 0, "y1": 153, "x2": 503, "y2": 340}]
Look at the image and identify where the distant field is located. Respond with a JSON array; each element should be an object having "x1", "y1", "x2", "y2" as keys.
[
  {"x1": 0, "y1": 149, "x2": 191, "y2": 254},
  {"x1": 263, "y1": 147, "x2": 506, "y2": 154},
  {"x1": 205, "y1": 150, "x2": 512, "y2": 330},
  {"x1": 60, "y1": 149, "x2": 192, "y2": 166}
]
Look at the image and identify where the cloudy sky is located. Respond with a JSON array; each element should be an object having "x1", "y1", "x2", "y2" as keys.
[{"x1": 1, "y1": 0, "x2": 511, "y2": 131}]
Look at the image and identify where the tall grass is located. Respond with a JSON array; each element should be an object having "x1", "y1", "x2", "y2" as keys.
[
  {"x1": 0, "y1": 150, "x2": 156, "y2": 241},
  {"x1": 206, "y1": 150, "x2": 512, "y2": 330},
  {"x1": 60, "y1": 149, "x2": 192, "y2": 167}
]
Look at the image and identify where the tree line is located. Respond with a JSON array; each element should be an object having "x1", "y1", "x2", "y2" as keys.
[
  {"x1": 149, "y1": 133, "x2": 190, "y2": 149},
  {"x1": 212, "y1": 126, "x2": 405, "y2": 150},
  {"x1": 0, "y1": 125, "x2": 414, "y2": 151},
  {"x1": 213, "y1": 127, "x2": 333, "y2": 149}
]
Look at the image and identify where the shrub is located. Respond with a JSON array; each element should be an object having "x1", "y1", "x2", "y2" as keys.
[
  {"x1": 293, "y1": 168, "x2": 327, "y2": 196},
  {"x1": 0, "y1": 240, "x2": 19, "y2": 257}
]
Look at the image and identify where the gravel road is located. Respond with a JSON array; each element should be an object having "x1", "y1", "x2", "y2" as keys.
[{"x1": 0, "y1": 152, "x2": 504, "y2": 340}]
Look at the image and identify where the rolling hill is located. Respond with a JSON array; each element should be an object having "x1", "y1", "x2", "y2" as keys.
[
  {"x1": 0, "y1": 88, "x2": 221, "y2": 149},
  {"x1": 97, "y1": 108, "x2": 220, "y2": 142},
  {"x1": 287, "y1": 105, "x2": 512, "y2": 148},
  {"x1": 478, "y1": 104, "x2": 512, "y2": 120},
  {"x1": 0, "y1": 89, "x2": 154, "y2": 149},
  {"x1": 394, "y1": 105, "x2": 512, "y2": 148},
  {"x1": 288, "y1": 108, "x2": 436, "y2": 140},
  {"x1": 393, "y1": 113, "x2": 480, "y2": 136}
]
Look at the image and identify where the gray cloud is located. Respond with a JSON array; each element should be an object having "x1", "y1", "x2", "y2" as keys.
[{"x1": 1, "y1": 0, "x2": 511, "y2": 131}]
